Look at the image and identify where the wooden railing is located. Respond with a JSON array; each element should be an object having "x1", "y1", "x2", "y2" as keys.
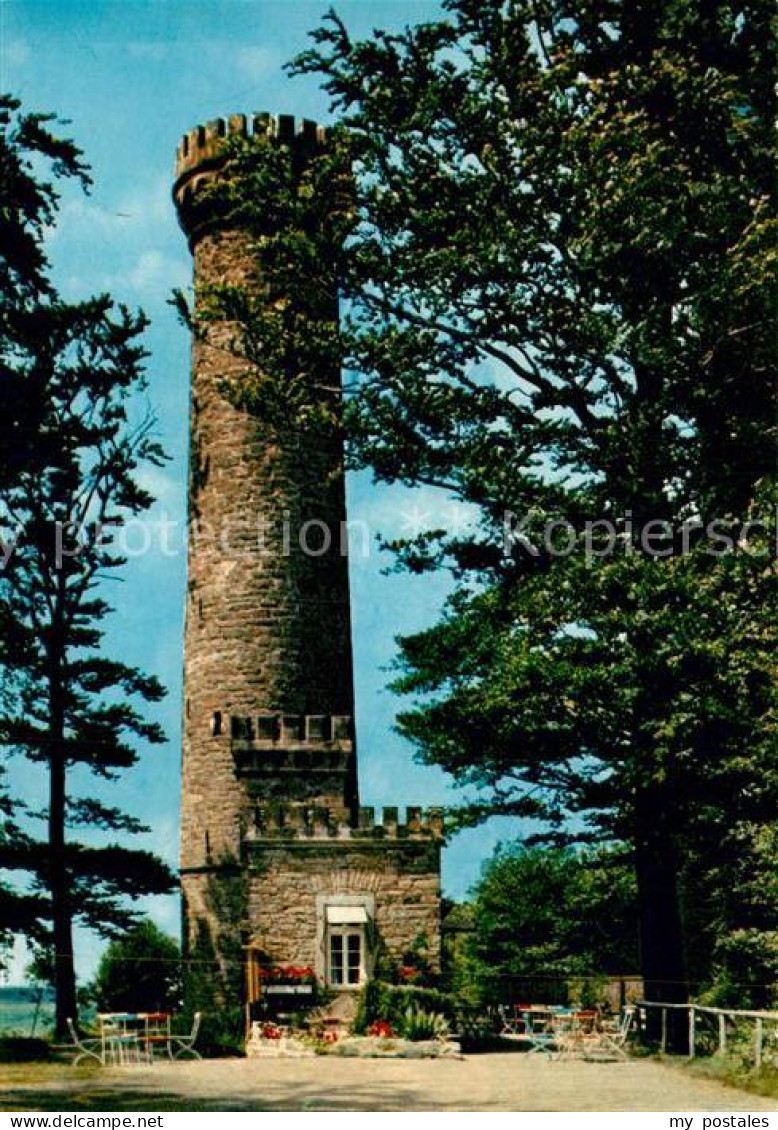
[{"x1": 638, "y1": 1000, "x2": 778, "y2": 1065}]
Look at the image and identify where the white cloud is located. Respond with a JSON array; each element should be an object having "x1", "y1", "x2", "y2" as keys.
[
  {"x1": 234, "y1": 45, "x2": 284, "y2": 79},
  {"x1": 45, "y1": 166, "x2": 192, "y2": 307},
  {"x1": 3, "y1": 40, "x2": 31, "y2": 70},
  {"x1": 126, "y1": 42, "x2": 168, "y2": 63},
  {"x1": 115, "y1": 173, "x2": 176, "y2": 230},
  {"x1": 134, "y1": 466, "x2": 183, "y2": 512},
  {"x1": 49, "y1": 196, "x2": 121, "y2": 241},
  {"x1": 75, "y1": 249, "x2": 187, "y2": 307},
  {"x1": 52, "y1": 172, "x2": 174, "y2": 247},
  {"x1": 127, "y1": 249, "x2": 187, "y2": 297}
]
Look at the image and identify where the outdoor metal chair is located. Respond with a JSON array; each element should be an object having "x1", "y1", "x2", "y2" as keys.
[
  {"x1": 141, "y1": 1012, "x2": 173, "y2": 1061},
  {"x1": 98, "y1": 1012, "x2": 146, "y2": 1065},
  {"x1": 66, "y1": 1018, "x2": 105, "y2": 1066},
  {"x1": 498, "y1": 1004, "x2": 525, "y2": 1036},
  {"x1": 554, "y1": 1005, "x2": 635, "y2": 1061},
  {"x1": 595, "y1": 1004, "x2": 635, "y2": 1060},
  {"x1": 170, "y1": 1011, "x2": 202, "y2": 1059},
  {"x1": 521, "y1": 1010, "x2": 556, "y2": 1056}
]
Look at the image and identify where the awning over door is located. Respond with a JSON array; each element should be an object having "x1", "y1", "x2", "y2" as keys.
[{"x1": 325, "y1": 905, "x2": 369, "y2": 925}]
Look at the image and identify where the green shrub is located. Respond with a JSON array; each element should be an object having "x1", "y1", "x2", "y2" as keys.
[
  {"x1": 455, "y1": 1007, "x2": 502, "y2": 1053},
  {"x1": 353, "y1": 980, "x2": 455, "y2": 1034},
  {"x1": 700, "y1": 930, "x2": 778, "y2": 1010},
  {"x1": 195, "y1": 1007, "x2": 245, "y2": 1058},
  {"x1": 567, "y1": 975, "x2": 608, "y2": 1010},
  {"x1": 400, "y1": 1006, "x2": 449, "y2": 1042},
  {"x1": 0, "y1": 1037, "x2": 52, "y2": 1063},
  {"x1": 686, "y1": 1056, "x2": 778, "y2": 1101}
]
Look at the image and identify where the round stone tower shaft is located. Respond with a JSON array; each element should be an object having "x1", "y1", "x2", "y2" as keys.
[{"x1": 173, "y1": 114, "x2": 358, "y2": 880}]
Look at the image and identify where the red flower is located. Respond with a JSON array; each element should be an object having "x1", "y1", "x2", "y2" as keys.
[
  {"x1": 260, "y1": 1023, "x2": 282, "y2": 1040},
  {"x1": 398, "y1": 965, "x2": 421, "y2": 983},
  {"x1": 367, "y1": 1020, "x2": 395, "y2": 1038},
  {"x1": 258, "y1": 964, "x2": 316, "y2": 982}
]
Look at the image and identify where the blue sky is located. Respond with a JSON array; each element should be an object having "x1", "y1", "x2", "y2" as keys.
[{"x1": 2, "y1": 0, "x2": 524, "y2": 982}]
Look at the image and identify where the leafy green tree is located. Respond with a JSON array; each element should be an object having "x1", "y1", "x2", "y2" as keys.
[
  {"x1": 181, "y1": 0, "x2": 776, "y2": 1038},
  {"x1": 92, "y1": 920, "x2": 182, "y2": 1014},
  {"x1": 394, "y1": 513, "x2": 776, "y2": 1012},
  {"x1": 0, "y1": 96, "x2": 175, "y2": 1036},
  {"x1": 463, "y1": 845, "x2": 638, "y2": 1005},
  {"x1": 693, "y1": 820, "x2": 778, "y2": 1009}
]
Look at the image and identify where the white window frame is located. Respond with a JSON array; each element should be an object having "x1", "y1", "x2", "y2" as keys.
[
  {"x1": 327, "y1": 925, "x2": 366, "y2": 989},
  {"x1": 315, "y1": 893, "x2": 375, "y2": 986}
]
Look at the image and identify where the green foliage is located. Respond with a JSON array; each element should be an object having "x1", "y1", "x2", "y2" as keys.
[
  {"x1": 686, "y1": 1055, "x2": 778, "y2": 1101},
  {"x1": 192, "y1": 1008, "x2": 244, "y2": 1060},
  {"x1": 398, "y1": 932, "x2": 436, "y2": 987},
  {"x1": 440, "y1": 900, "x2": 479, "y2": 1007},
  {"x1": 700, "y1": 930, "x2": 778, "y2": 1011},
  {"x1": 353, "y1": 979, "x2": 455, "y2": 1036},
  {"x1": 461, "y1": 844, "x2": 638, "y2": 1005},
  {"x1": 0, "y1": 93, "x2": 90, "y2": 973},
  {"x1": 91, "y1": 920, "x2": 182, "y2": 1014},
  {"x1": 0, "y1": 1037, "x2": 52, "y2": 1063},
  {"x1": 399, "y1": 1005, "x2": 450, "y2": 1042},
  {"x1": 291, "y1": 1, "x2": 777, "y2": 1012},
  {"x1": 0, "y1": 93, "x2": 89, "y2": 305},
  {"x1": 172, "y1": 125, "x2": 353, "y2": 434},
  {"x1": 454, "y1": 1006, "x2": 502, "y2": 1054},
  {"x1": 0, "y1": 95, "x2": 175, "y2": 1034},
  {"x1": 182, "y1": 872, "x2": 247, "y2": 1056}
]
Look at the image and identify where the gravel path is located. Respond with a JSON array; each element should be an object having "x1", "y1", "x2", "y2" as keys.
[{"x1": 1, "y1": 1055, "x2": 775, "y2": 1112}]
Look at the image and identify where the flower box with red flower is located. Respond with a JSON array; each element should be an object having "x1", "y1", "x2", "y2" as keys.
[{"x1": 258, "y1": 964, "x2": 316, "y2": 997}]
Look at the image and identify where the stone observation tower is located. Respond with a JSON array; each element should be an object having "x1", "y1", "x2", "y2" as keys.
[{"x1": 173, "y1": 113, "x2": 442, "y2": 1018}]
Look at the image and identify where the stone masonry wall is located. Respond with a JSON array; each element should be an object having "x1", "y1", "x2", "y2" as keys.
[
  {"x1": 180, "y1": 229, "x2": 357, "y2": 871},
  {"x1": 246, "y1": 840, "x2": 442, "y2": 973}
]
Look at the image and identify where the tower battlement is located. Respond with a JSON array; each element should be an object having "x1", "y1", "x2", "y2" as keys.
[
  {"x1": 173, "y1": 112, "x2": 329, "y2": 245},
  {"x1": 223, "y1": 713, "x2": 355, "y2": 801},
  {"x1": 215, "y1": 712, "x2": 353, "y2": 747},
  {"x1": 175, "y1": 113, "x2": 328, "y2": 182},
  {"x1": 245, "y1": 803, "x2": 445, "y2": 842}
]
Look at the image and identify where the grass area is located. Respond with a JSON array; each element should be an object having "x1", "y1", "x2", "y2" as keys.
[
  {"x1": 0, "y1": 1065, "x2": 99, "y2": 1086},
  {"x1": 683, "y1": 1055, "x2": 778, "y2": 1101}
]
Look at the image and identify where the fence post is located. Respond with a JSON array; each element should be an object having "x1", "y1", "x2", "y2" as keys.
[
  {"x1": 755, "y1": 1018, "x2": 763, "y2": 1069},
  {"x1": 660, "y1": 1008, "x2": 668, "y2": 1054},
  {"x1": 718, "y1": 1013, "x2": 727, "y2": 1056},
  {"x1": 688, "y1": 1005, "x2": 696, "y2": 1059}
]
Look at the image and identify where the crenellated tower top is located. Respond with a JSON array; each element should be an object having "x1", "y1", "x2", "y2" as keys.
[{"x1": 172, "y1": 112, "x2": 330, "y2": 247}]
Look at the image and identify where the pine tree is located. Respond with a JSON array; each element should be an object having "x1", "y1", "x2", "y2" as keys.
[{"x1": 0, "y1": 96, "x2": 175, "y2": 1035}]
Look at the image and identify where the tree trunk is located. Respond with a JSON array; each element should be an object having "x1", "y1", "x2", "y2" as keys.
[
  {"x1": 627, "y1": 373, "x2": 689, "y2": 1051},
  {"x1": 634, "y1": 790, "x2": 689, "y2": 1052},
  {"x1": 49, "y1": 678, "x2": 77, "y2": 1039}
]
